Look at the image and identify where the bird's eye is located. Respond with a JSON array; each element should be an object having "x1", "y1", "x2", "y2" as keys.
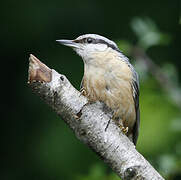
[{"x1": 87, "y1": 38, "x2": 93, "y2": 43}]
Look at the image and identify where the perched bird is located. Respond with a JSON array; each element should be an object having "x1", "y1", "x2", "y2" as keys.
[{"x1": 56, "y1": 34, "x2": 140, "y2": 145}]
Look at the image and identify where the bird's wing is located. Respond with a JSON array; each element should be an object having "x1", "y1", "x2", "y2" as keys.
[
  {"x1": 117, "y1": 53, "x2": 140, "y2": 145},
  {"x1": 131, "y1": 72, "x2": 140, "y2": 145}
]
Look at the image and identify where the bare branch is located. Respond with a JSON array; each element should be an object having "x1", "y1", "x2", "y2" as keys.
[{"x1": 27, "y1": 54, "x2": 164, "y2": 180}]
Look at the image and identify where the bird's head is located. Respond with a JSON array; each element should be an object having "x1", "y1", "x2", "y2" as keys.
[{"x1": 56, "y1": 34, "x2": 121, "y2": 63}]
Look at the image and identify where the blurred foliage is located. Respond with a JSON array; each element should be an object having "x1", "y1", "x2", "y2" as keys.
[
  {"x1": 1, "y1": 0, "x2": 180, "y2": 180},
  {"x1": 120, "y1": 17, "x2": 181, "y2": 180},
  {"x1": 130, "y1": 17, "x2": 171, "y2": 50},
  {"x1": 75, "y1": 164, "x2": 120, "y2": 180}
]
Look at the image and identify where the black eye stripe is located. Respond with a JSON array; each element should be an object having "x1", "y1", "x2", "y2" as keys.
[
  {"x1": 73, "y1": 38, "x2": 121, "y2": 52},
  {"x1": 95, "y1": 39, "x2": 121, "y2": 52}
]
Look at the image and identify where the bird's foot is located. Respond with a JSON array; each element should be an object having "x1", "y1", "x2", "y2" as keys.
[
  {"x1": 119, "y1": 125, "x2": 129, "y2": 134},
  {"x1": 112, "y1": 112, "x2": 128, "y2": 134},
  {"x1": 80, "y1": 87, "x2": 87, "y2": 97}
]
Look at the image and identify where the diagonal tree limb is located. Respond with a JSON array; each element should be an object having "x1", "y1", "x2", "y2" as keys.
[{"x1": 27, "y1": 54, "x2": 164, "y2": 180}]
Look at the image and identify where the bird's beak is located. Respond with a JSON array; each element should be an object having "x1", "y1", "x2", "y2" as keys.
[{"x1": 56, "y1": 39, "x2": 79, "y2": 48}]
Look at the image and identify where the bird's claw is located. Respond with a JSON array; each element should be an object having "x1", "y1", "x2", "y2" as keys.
[
  {"x1": 80, "y1": 87, "x2": 87, "y2": 97},
  {"x1": 119, "y1": 125, "x2": 129, "y2": 134}
]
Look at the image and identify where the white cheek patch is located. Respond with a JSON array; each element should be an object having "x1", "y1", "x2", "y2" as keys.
[
  {"x1": 93, "y1": 44, "x2": 107, "y2": 52},
  {"x1": 74, "y1": 48, "x2": 84, "y2": 58},
  {"x1": 74, "y1": 43, "x2": 108, "y2": 63},
  {"x1": 84, "y1": 44, "x2": 107, "y2": 54}
]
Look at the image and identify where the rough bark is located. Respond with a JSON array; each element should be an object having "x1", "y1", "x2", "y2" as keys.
[{"x1": 27, "y1": 54, "x2": 164, "y2": 180}]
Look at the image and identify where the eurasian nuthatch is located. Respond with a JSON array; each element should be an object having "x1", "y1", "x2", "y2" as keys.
[{"x1": 57, "y1": 34, "x2": 140, "y2": 145}]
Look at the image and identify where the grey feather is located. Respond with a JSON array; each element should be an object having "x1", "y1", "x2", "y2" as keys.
[{"x1": 131, "y1": 72, "x2": 140, "y2": 145}]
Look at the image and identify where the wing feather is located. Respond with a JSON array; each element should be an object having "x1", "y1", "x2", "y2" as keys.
[{"x1": 131, "y1": 72, "x2": 140, "y2": 145}]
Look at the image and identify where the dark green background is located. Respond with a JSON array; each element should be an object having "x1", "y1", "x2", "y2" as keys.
[{"x1": 1, "y1": 0, "x2": 180, "y2": 179}]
